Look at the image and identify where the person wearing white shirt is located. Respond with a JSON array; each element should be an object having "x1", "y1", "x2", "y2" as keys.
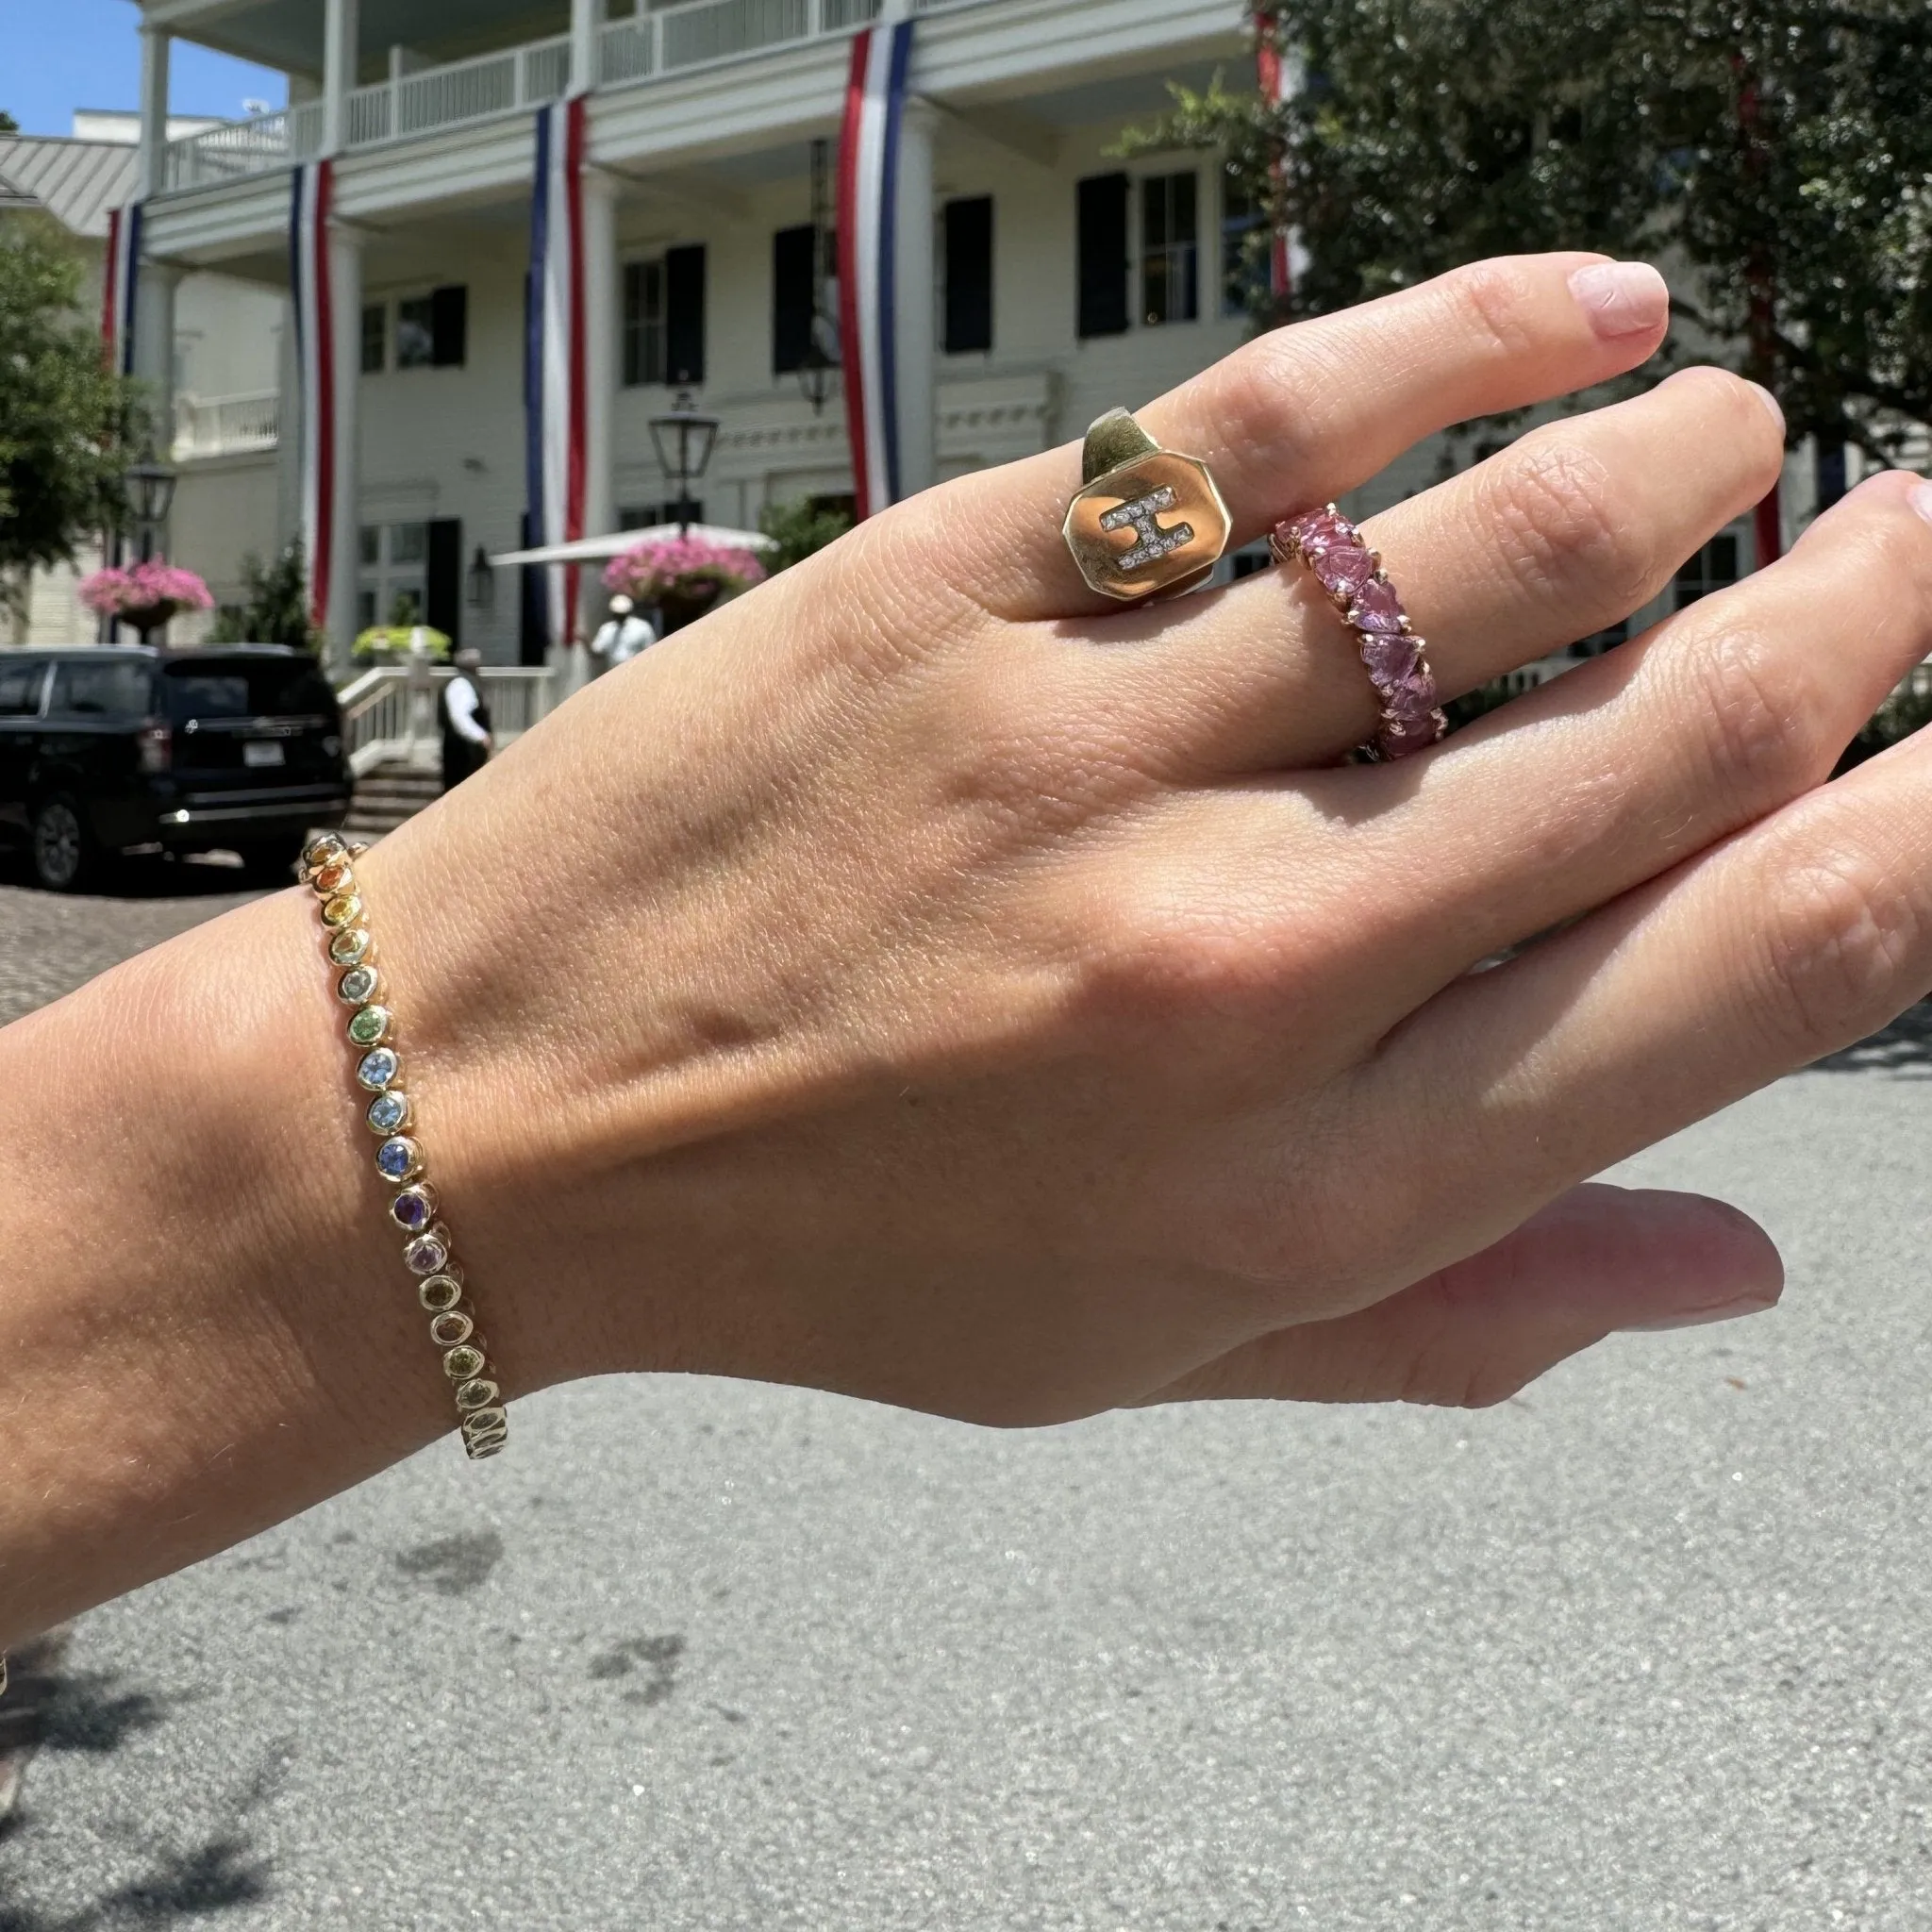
[
  {"x1": 439, "y1": 646, "x2": 493, "y2": 791},
  {"x1": 590, "y1": 594, "x2": 659, "y2": 672}
]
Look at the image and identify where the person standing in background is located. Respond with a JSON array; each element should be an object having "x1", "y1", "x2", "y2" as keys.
[
  {"x1": 440, "y1": 646, "x2": 493, "y2": 791},
  {"x1": 590, "y1": 593, "x2": 659, "y2": 673}
]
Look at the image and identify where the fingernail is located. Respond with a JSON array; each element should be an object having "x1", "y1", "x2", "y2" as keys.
[
  {"x1": 1569, "y1": 260, "x2": 1670, "y2": 339},
  {"x1": 1627, "y1": 1294, "x2": 1778, "y2": 1333},
  {"x1": 1751, "y1": 382, "x2": 1785, "y2": 434},
  {"x1": 1911, "y1": 481, "x2": 1932, "y2": 528}
]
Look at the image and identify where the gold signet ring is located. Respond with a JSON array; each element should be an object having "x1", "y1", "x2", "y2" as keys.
[{"x1": 1062, "y1": 408, "x2": 1232, "y2": 601}]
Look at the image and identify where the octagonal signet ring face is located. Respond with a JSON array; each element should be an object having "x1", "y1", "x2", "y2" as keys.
[{"x1": 1063, "y1": 435, "x2": 1232, "y2": 603}]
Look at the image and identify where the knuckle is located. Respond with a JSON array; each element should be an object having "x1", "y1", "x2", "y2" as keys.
[
  {"x1": 1755, "y1": 845, "x2": 1922, "y2": 1050},
  {"x1": 1483, "y1": 434, "x2": 1652, "y2": 610},
  {"x1": 1686, "y1": 624, "x2": 1821, "y2": 805},
  {"x1": 1439, "y1": 258, "x2": 1545, "y2": 364}
]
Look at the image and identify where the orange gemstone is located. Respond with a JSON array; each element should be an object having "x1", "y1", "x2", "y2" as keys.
[{"x1": 312, "y1": 861, "x2": 351, "y2": 895}]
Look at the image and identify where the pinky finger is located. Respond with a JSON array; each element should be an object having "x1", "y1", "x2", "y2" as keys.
[{"x1": 1144, "y1": 1184, "x2": 1781, "y2": 1408}]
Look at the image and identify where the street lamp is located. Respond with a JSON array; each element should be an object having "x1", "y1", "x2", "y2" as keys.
[
  {"x1": 122, "y1": 447, "x2": 178, "y2": 561},
  {"x1": 647, "y1": 389, "x2": 719, "y2": 534},
  {"x1": 466, "y1": 542, "x2": 496, "y2": 610}
]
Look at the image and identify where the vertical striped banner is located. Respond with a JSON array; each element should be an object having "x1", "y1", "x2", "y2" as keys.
[
  {"x1": 1254, "y1": 9, "x2": 1307, "y2": 304},
  {"x1": 290, "y1": 160, "x2": 336, "y2": 631},
  {"x1": 837, "y1": 19, "x2": 914, "y2": 521},
  {"x1": 101, "y1": 202, "x2": 142, "y2": 376},
  {"x1": 525, "y1": 94, "x2": 589, "y2": 651}
]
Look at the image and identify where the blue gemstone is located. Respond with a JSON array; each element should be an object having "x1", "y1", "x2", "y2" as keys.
[
  {"x1": 391, "y1": 1192, "x2": 431, "y2": 1231},
  {"x1": 367, "y1": 1091, "x2": 408, "y2": 1133},
  {"x1": 356, "y1": 1047, "x2": 399, "y2": 1091},
  {"x1": 377, "y1": 1138, "x2": 415, "y2": 1181}
]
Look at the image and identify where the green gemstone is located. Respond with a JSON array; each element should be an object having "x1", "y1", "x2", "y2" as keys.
[
  {"x1": 347, "y1": 1004, "x2": 391, "y2": 1047},
  {"x1": 328, "y1": 926, "x2": 372, "y2": 966}
]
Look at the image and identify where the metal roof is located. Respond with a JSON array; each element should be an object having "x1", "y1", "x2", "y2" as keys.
[{"x1": 0, "y1": 138, "x2": 140, "y2": 239}]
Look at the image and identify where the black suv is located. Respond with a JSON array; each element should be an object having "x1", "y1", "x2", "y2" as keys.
[{"x1": 0, "y1": 646, "x2": 352, "y2": 891}]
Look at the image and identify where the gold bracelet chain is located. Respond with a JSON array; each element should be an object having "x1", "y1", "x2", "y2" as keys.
[{"x1": 302, "y1": 834, "x2": 508, "y2": 1459}]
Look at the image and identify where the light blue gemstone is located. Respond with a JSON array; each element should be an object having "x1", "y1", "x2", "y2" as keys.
[
  {"x1": 367, "y1": 1091, "x2": 409, "y2": 1134},
  {"x1": 356, "y1": 1046, "x2": 400, "y2": 1091},
  {"x1": 377, "y1": 1137, "x2": 416, "y2": 1181}
]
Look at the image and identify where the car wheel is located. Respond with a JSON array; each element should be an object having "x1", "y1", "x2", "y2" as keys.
[{"x1": 30, "y1": 796, "x2": 94, "y2": 893}]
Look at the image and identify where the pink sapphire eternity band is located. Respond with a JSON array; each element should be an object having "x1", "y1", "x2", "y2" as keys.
[{"x1": 1272, "y1": 506, "x2": 1449, "y2": 761}]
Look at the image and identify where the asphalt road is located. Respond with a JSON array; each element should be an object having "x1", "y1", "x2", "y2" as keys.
[{"x1": 6, "y1": 864, "x2": 1932, "y2": 1929}]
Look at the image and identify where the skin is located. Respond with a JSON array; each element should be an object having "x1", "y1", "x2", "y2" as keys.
[{"x1": 6, "y1": 251, "x2": 1932, "y2": 1652}]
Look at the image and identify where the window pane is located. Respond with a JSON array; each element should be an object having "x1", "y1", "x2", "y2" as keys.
[
  {"x1": 1075, "y1": 173, "x2": 1130, "y2": 339},
  {"x1": 943, "y1": 197, "x2": 993, "y2": 355},
  {"x1": 396, "y1": 295, "x2": 435, "y2": 369},
  {"x1": 624, "y1": 258, "x2": 665, "y2": 388},
  {"x1": 360, "y1": 303, "x2": 386, "y2": 374},
  {"x1": 0, "y1": 659, "x2": 45, "y2": 716},
  {"x1": 1221, "y1": 170, "x2": 1267, "y2": 318},
  {"x1": 1142, "y1": 171, "x2": 1198, "y2": 326},
  {"x1": 772, "y1": 225, "x2": 818, "y2": 375},
  {"x1": 51, "y1": 659, "x2": 153, "y2": 717},
  {"x1": 359, "y1": 525, "x2": 380, "y2": 568},
  {"x1": 391, "y1": 523, "x2": 427, "y2": 567},
  {"x1": 1674, "y1": 531, "x2": 1744, "y2": 608},
  {"x1": 161, "y1": 658, "x2": 336, "y2": 719}
]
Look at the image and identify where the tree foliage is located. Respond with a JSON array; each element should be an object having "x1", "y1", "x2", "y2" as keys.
[
  {"x1": 206, "y1": 543, "x2": 321, "y2": 653},
  {"x1": 0, "y1": 216, "x2": 141, "y2": 621},
  {"x1": 0, "y1": 112, "x2": 19, "y2": 135},
  {"x1": 757, "y1": 495, "x2": 853, "y2": 574},
  {"x1": 1124, "y1": 1, "x2": 1932, "y2": 461}
]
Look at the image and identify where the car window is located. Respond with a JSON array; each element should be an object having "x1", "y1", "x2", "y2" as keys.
[
  {"x1": 0, "y1": 658, "x2": 46, "y2": 718},
  {"x1": 48, "y1": 659, "x2": 153, "y2": 719},
  {"x1": 160, "y1": 658, "x2": 337, "y2": 721}
]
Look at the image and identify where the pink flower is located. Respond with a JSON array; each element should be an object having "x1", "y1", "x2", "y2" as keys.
[
  {"x1": 77, "y1": 562, "x2": 215, "y2": 618},
  {"x1": 601, "y1": 536, "x2": 767, "y2": 603}
]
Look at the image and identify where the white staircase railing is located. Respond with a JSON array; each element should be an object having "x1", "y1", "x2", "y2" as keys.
[
  {"x1": 339, "y1": 664, "x2": 557, "y2": 778},
  {"x1": 174, "y1": 390, "x2": 279, "y2": 460}
]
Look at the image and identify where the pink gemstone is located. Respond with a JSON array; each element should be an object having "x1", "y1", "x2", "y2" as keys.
[
  {"x1": 1384, "y1": 669, "x2": 1439, "y2": 720},
  {"x1": 1280, "y1": 507, "x2": 1355, "y2": 558},
  {"x1": 1358, "y1": 633, "x2": 1419, "y2": 686},
  {"x1": 1378, "y1": 714, "x2": 1442, "y2": 758},
  {"x1": 1349, "y1": 579, "x2": 1406, "y2": 634},
  {"x1": 1312, "y1": 545, "x2": 1374, "y2": 598}
]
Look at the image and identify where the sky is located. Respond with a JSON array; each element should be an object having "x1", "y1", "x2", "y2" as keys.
[{"x1": 1, "y1": 0, "x2": 288, "y2": 137}]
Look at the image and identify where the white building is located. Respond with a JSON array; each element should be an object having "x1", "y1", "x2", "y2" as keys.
[{"x1": 1, "y1": 112, "x2": 286, "y2": 643}]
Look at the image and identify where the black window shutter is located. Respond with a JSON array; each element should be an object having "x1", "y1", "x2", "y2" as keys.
[
  {"x1": 771, "y1": 225, "x2": 816, "y2": 375},
  {"x1": 431, "y1": 284, "x2": 467, "y2": 366},
  {"x1": 1076, "y1": 173, "x2": 1130, "y2": 339},
  {"x1": 665, "y1": 244, "x2": 706, "y2": 385},
  {"x1": 518, "y1": 509, "x2": 546, "y2": 664},
  {"x1": 943, "y1": 196, "x2": 993, "y2": 354},
  {"x1": 425, "y1": 517, "x2": 462, "y2": 649}
]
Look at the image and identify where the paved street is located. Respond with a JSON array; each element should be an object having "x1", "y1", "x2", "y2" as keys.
[{"x1": 6, "y1": 872, "x2": 1932, "y2": 1928}]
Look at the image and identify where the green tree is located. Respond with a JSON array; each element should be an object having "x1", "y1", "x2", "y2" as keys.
[
  {"x1": 0, "y1": 111, "x2": 19, "y2": 134},
  {"x1": 758, "y1": 495, "x2": 853, "y2": 574},
  {"x1": 1124, "y1": 1, "x2": 1932, "y2": 463},
  {"x1": 206, "y1": 542, "x2": 321, "y2": 652},
  {"x1": 0, "y1": 216, "x2": 141, "y2": 628}
]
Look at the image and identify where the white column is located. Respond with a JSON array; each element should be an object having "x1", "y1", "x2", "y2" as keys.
[
  {"x1": 322, "y1": 0, "x2": 359, "y2": 156},
  {"x1": 324, "y1": 225, "x2": 364, "y2": 670},
  {"x1": 893, "y1": 99, "x2": 938, "y2": 500},
  {"x1": 137, "y1": 25, "x2": 171, "y2": 199},
  {"x1": 275, "y1": 297, "x2": 302, "y2": 551},
  {"x1": 570, "y1": 0, "x2": 601, "y2": 96},
  {"x1": 581, "y1": 169, "x2": 619, "y2": 542}
]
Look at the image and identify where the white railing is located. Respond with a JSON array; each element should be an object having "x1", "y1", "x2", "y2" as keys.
[
  {"x1": 599, "y1": 0, "x2": 886, "y2": 84},
  {"x1": 339, "y1": 664, "x2": 557, "y2": 776},
  {"x1": 164, "y1": 102, "x2": 323, "y2": 192},
  {"x1": 174, "y1": 389, "x2": 279, "y2": 460},
  {"x1": 346, "y1": 35, "x2": 571, "y2": 149}
]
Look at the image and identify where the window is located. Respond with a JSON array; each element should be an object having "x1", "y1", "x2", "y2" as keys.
[
  {"x1": 943, "y1": 196, "x2": 993, "y2": 355},
  {"x1": 619, "y1": 501, "x2": 706, "y2": 530},
  {"x1": 0, "y1": 658, "x2": 46, "y2": 718},
  {"x1": 773, "y1": 225, "x2": 820, "y2": 375},
  {"x1": 624, "y1": 259, "x2": 665, "y2": 387},
  {"x1": 393, "y1": 285, "x2": 466, "y2": 370},
  {"x1": 50, "y1": 659, "x2": 153, "y2": 718},
  {"x1": 1076, "y1": 173, "x2": 1130, "y2": 339},
  {"x1": 1674, "y1": 532, "x2": 1741, "y2": 609},
  {"x1": 160, "y1": 658, "x2": 336, "y2": 721},
  {"x1": 1221, "y1": 169, "x2": 1267, "y2": 318},
  {"x1": 359, "y1": 522, "x2": 429, "y2": 631},
  {"x1": 625, "y1": 247, "x2": 705, "y2": 386},
  {"x1": 1141, "y1": 171, "x2": 1198, "y2": 325},
  {"x1": 360, "y1": 303, "x2": 386, "y2": 374}
]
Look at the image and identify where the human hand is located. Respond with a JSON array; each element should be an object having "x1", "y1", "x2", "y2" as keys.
[{"x1": 338, "y1": 252, "x2": 1930, "y2": 1429}]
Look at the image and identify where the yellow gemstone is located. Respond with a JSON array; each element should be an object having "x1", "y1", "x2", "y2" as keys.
[
  {"x1": 418, "y1": 1273, "x2": 463, "y2": 1312},
  {"x1": 321, "y1": 894, "x2": 363, "y2": 929},
  {"x1": 303, "y1": 832, "x2": 347, "y2": 871},
  {"x1": 443, "y1": 1343, "x2": 486, "y2": 1382}
]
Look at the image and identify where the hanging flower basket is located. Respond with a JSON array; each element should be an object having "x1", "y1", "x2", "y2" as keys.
[
  {"x1": 77, "y1": 562, "x2": 215, "y2": 641},
  {"x1": 602, "y1": 536, "x2": 766, "y2": 633}
]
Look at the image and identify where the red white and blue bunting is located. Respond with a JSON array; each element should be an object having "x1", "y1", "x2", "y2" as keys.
[
  {"x1": 837, "y1": 19, "x2": 915, "y2": 521},
  {"x1": 1255, "y1": 10, "x2": 1308, "y2": 303},
  {"x1": 290, "y1": 160, "x2": 337, "y2": 631},
  {"x1": 525, "y1": 94, "x2": 589, "y2": 650},
  {"x1": 101, "y1": 201, "x2": 142, "y2": 377}
]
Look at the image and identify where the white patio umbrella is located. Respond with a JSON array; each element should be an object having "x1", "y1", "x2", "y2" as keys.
[{"x1": 488, "y1": 523, "x2": 775, "y2": 568}]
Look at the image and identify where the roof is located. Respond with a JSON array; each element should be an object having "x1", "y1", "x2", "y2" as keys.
[{"x1": 0, "y1": 137, "x2": 140, "y2": 240}]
